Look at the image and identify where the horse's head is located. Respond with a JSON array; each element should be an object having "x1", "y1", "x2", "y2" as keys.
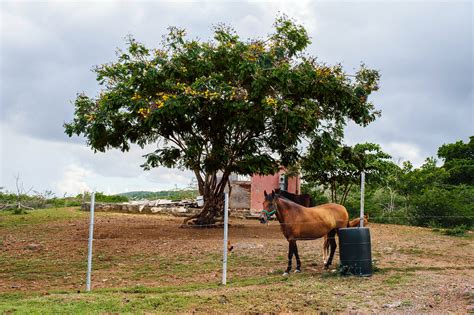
[{"x1": 260, "y1": 190, "x2": 278, "y2": 224}]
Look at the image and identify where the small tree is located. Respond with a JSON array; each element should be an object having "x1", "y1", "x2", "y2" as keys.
[
  {"x1": 397, "y1": 158, "x2": 447, "y2": 198},
  {"x1": 302, "y1": 137, "x2": 392, "y2": 205},
  {"x1": 0, "y1": 174, "x2": 35, "y2": 214},
  {"x1": 65, "y1": 16, "x2": 380, "y2": 225},
  {"x1": 437, "y1": 136, "x2": 474, "y2": 185}
]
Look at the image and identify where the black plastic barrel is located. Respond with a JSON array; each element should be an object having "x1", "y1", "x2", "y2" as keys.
[{"x1": 338, "y1": 227, "x2": 372, "y2": 276}]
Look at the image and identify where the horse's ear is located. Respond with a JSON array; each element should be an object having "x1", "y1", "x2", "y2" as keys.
[
  {"x1": 264, "y1": 190, "x2": 267, "y2": 197},
  {"x1": 271, "y1": 190, "x2": 275, "y2": 198}
]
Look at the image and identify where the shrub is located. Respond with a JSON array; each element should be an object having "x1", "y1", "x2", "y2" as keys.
[
  {"x1": 301, "y1": 183, "x2": 329, "y2": 206},
  {"x1": 77, "y1": 192, "x2": 129, "y2": 203},
  {"x1": 411, "y1": 185, "x2": 474, "y2": 228},
  {"x1": 442, "y1": 225, "x2": 469, "y2": 236}
]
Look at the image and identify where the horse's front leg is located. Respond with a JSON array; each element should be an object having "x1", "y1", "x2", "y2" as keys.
[
  {"x1": 284, "y1": 240, "x2": 295, "y2": 276},
  {"x1": 325, "y1": 229, "x2": 337, "y2": 269},
  {"x1": 293, "y1": 241, "x2": 301, "y2": 273}
]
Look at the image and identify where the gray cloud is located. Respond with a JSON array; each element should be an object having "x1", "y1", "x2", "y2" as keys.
[
  {"x1": 305, "y1": 1, "x2": 473, "y2": 159},
  {"x1": 0, "y1": 0, "x2": 472, "y2": 194}
]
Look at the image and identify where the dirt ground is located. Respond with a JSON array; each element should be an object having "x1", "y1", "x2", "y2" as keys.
[{"x1": 1, "y1": 208, "x2": 473, "y2": 313}]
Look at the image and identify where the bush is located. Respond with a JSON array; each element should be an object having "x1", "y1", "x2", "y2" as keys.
[
  {"x1": 343, "y1": 187, "x2": 413, "y2": 225},
  {"x1": 47, "y1": 198, "x2": 82, "y2": 208},
  {"x1": 1, "y1": 191, "x2": 128, "y2": 212},
  {"x1": 0, "y1": 192, "x2": 18, "y2": 204},
  {"x1": 77, "y1": 192, "x2": 129, "y2": 203},
  {"x1": 411, "y1": 185, "x2": 474, "y2": 228},
  {"x1": 442, "y1": 225, "x2": 469, "y2": 236},
  {"x1": 365, "y1": 187, "x2": 412, "y2": 225}
]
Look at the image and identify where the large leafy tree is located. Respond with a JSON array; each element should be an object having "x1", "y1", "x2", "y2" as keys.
[{"x1": 65, "y1": 16, "x2": 380, "y2": 225}]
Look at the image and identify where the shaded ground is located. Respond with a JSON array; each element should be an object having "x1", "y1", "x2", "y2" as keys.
[{"x1": 0, "y1": 208, "x2": 472, "y2": 313}]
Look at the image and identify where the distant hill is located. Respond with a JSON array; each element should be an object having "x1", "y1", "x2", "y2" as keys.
[{"x1": 118, "y1": 190, "x2": 198, "y2": 201}]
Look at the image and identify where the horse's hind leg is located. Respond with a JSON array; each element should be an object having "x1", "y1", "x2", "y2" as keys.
[
  {"x1": 324, "y1": 229, "x2": 337, "y2": 269},
  {"x1": 293, "y1": 241, "x2": 301, "y2": 272},
  {"x1": 322, "y1": 235, "x2": 329, "y2": 265}
]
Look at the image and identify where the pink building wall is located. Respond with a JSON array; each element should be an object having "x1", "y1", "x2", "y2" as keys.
[{"x1": 250, "y1": 171, "x2": 300, "y2": 210}]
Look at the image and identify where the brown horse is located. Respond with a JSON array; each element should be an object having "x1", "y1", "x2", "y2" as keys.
[
  {"x1": 275, "y1": 188, "x2": 326, "y2": 264},
  {"x1": 260, "y1": 190, "x2": 349, "y2": 275}
]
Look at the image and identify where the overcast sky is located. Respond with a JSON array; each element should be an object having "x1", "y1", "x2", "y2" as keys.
[{"x1": 1, "y1": 0, "x2": 472, "y2": 196}]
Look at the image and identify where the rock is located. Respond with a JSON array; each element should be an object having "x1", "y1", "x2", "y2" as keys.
[
  {"x1": 234, "y1": 242, "x2": 263, "y2": 249},
  {"x1": 219, "y1": 295, "x2": 229, "y2": 304},
  {"x1": 150, "y1": 207, "x2": 162, "y2": 213},
  {"x1": 383, "y1": 301, "x2": 402, "y2": 308},
  {"x1": 171, "y1": 207, "x2": 188, "y2": 213},
  {"x1": 25, "y1": 243, "x2": 42, "y2": 251}
]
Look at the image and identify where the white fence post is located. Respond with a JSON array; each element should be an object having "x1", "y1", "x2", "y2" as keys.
[
  {"x1": 86, "y1": 192, "x2": 95, "y2": 291},
  {"x1": 222, "y1": 193, "x2": 229, "y2": 285},
  {"x1": 360, "y1": 172, "x2": 365, "y2": 228}
]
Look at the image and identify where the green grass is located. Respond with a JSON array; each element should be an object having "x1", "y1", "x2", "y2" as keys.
[
  {"x1": 383, "y1": 274, "x2": 407, "y2": 286},
  {"x1": 0, "y1": 268, "x2": 355, "y2": 314},
  {"x1": 0, "y1": 254, "x2": 86, "y2": 281},
  {"x1": 0, "y1": 275, "x2": 297, "y2": 314},
  {"x1": 1, "y1": 262, "x2": 471, "y2": 313},
  {"x1": 397, "y1": 247, "x2": 443, "y2": 257},
  {"x1": 0, "y1": 207, "x2": 86, "y2": 229},
  {"x1": 0, "y1": 274, "x2": 334, "y2": 314},
  {"x1": 0, "y1": 290, "x2": 201, "y2": 314}
]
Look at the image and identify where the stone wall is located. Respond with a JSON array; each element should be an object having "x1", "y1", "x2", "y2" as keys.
[
  {"x1": 81, "y1": 202, "x2": 259, "y2": 219},
  {"x1": 81, "y1": 202, "x2": 198, "y2": 216}
]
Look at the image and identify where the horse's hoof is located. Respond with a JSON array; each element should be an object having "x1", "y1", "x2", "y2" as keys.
[
  {"x1": 282, "y1": 272, "x2": 289, "y2": 276},
  {"x1": 294, "y1": 269, "x2": 301, "y2": 273},
  {"x1": 324, "y1": 265, "x2": 330, "y2": 270}
]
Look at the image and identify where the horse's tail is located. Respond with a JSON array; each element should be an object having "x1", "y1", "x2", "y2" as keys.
[{"x1": 347, "y1": 214, "x2": 369, "y2": 227}]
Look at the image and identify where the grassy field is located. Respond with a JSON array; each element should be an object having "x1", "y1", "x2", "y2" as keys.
[{"x1": 0, "y1": 208, "x2": 472, "y2": 313}]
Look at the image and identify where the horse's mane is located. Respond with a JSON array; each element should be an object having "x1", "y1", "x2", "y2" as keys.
[
  {"x1": 274, "y1": 193, "x2": 308, "y2": 209},
  {"x1": 275, "y1": 189, "x2": 313, "y2": 207}
]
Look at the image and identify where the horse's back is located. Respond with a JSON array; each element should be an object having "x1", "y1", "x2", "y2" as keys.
[
  {"x1": 309, "y1": 203, "x2": 349, "y2": 228},
  {"x1": 283, "y1": 202, "x2": 348, "y2": 239}
]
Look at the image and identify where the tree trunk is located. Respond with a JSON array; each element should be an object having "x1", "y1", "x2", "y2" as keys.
[
  {"x1": 331, "y1": 180, "x2": 338, "y2": 203},
  {"x1": 341, "y1": 184, "x2": 352, "y2": 206},
  {"x1": 183, "y1": 171, "x2": 230, "y2": 227}
]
